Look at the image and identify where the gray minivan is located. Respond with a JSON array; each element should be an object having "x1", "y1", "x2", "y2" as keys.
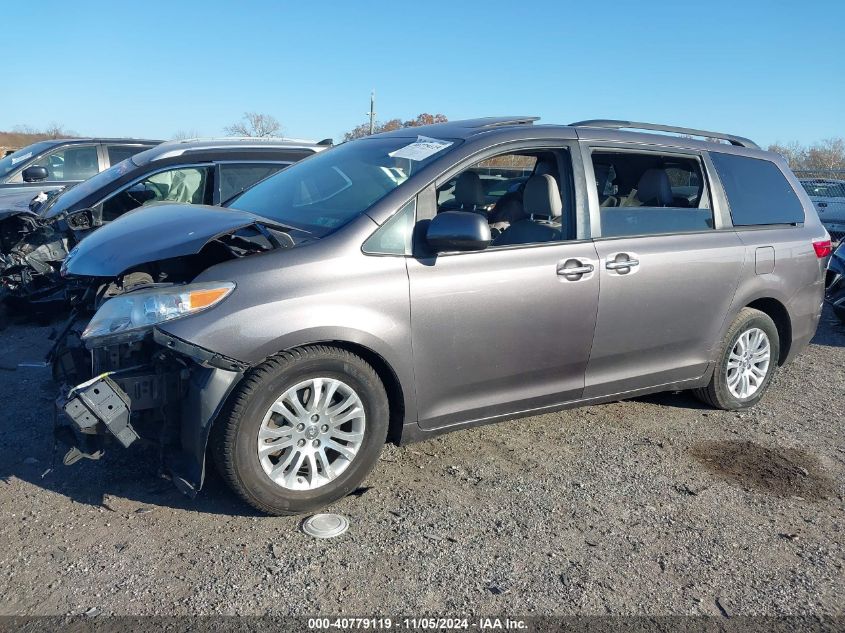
[{"x1": 55, "y1": 118, "x2": 830, "y2": 515}]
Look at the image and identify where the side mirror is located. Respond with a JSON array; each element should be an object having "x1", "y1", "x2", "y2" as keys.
[
  {"x1": 65, "y1": 208, "x2": 95, "y2": 231},
  {"x1": 22, "y1": 165, "x2": 49, "y2": 182},
  {"x1": 426, "y1": 211, "x2": 491, "y2": 253}
]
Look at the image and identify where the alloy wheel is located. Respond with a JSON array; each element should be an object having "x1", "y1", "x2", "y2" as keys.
[
  {"x1": 257, "y1": 377, "x2": 366, "y2": 491},
  {"x1": 725, "y1": 327, "x2": 771, "y2": 399}
]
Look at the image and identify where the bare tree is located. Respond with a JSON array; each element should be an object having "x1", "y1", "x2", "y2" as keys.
[
  {"x1": 12, "y1": 122, "x2": 76, "y2": 139},
  {"x1": 224, "y1": 112, "x2": 282, "y2": 137},
  {"x1": 768, "y1": 138, "x2": 845, "y2": 171},
  {"x1": 768, "y1": 141, "x2": 808, "y2": 169},
  {"x1": 344, "y1": 113, "x2": 448, "y2": 141},
  {"x1": 172, "y1": 129, "x2": 201, "y2": 141},
  {"x1": 806, "y1": 138, "x2": 845, "y2": 171},
  {"x1": 44, "y1": 122, "x2": 77, "y2": 138}
]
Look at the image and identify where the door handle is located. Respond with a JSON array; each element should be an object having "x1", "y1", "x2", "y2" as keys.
[
  {"x1": 556, "y1": 260, "x2": 594, "y2": 279},
  {"x1": 559, "y1": 264, "x2": 594, "y2": 275},
  {"x1": 818, "y1": 202, "x2": 828, "y2": 208},
  {"x1": 606, "y1": 259, "x2": 639, "y2": 270}
]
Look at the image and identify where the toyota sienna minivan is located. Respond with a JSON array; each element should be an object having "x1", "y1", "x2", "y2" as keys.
[{"x1": 53, "y1": 118, "x2": 829, "y2": 515}]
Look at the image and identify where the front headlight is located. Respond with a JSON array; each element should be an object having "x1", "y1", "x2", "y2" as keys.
[{"x1": 82, "y1": 281, "x2": 235, "y2": 344}]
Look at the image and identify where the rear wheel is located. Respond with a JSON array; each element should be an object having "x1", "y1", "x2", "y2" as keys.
[
  {"x1": 211, "y1": 346, "x2": 389, "y2": 515},
  {"x1": 693, "y1": 308, "x2": 780, "y2": 410}
]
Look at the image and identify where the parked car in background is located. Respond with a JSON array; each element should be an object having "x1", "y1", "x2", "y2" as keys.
[
  {"x1": 0, "y1": 138, "x2": 161, "y2": 196},
  {"x1": 0, "y1": 137, "x2": 327, "y2": 306},
  {"x1": 53, "y1": 118, "x2": 827, "y2": 515},
  {"x1": 826, "y1": 240, "x2": 845, "y2": 323},
  {"x1": 800, "y1": 178, "x2": 845, "y2": 242}
]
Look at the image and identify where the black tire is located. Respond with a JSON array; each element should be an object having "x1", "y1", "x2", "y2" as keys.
[
  {"x1": 210, "y1": 345, "x2": 389, "y2": 516},
  {"x1": 693, "y1": 307, "x2": 780, "y2": 410}
]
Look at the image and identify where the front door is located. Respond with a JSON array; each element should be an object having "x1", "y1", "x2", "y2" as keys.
[
  {"x1": 407, "y1": 243, "x2": 600, "y2": 429},
  {"x1": 406, "y1": 143, "x2": 599, "y2": 430}
]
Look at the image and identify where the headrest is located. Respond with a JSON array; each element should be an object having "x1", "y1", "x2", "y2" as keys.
[
  {"x1": 454, "y1": 171, "x2": 485, "y2": 208},
  {"x1": 490, "y1": 193, "x2": 526, "y2": 224},
  {"x1": 535, "y1": 160, "x2": 556, "y2": 178},
  {"x1": 523, "y1": 174, "x2": 562, "y2": 219},
  {"x1": 637, "y1": 168, "x2": 673, "y2": 207}
]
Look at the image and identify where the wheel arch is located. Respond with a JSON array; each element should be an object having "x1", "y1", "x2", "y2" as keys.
[
  {"x1": 318, "y1": 340, "x2": 407, "y2": 445},
  {"x1": 745, "y1": 297, "x2": 792, "y2": 365}
]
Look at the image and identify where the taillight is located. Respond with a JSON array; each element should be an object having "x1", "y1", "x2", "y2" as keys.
[{"x1": 813, "y1": 239, "x2": 832, "y2": 258}]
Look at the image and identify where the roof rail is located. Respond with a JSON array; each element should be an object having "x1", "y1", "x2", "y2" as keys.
[
  {"x1": 569, "y1": 119, "x2": 759, "y2": 149},
  {"x1": 477, "y1": 116, "x2": 540, "y2": 128}
]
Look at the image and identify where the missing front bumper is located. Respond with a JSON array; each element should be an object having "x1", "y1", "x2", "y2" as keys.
[
  {"x1": 60, "y1": 375, "x2": 138, "y2": 448},
  {"x1": 54, "y1": 338, "x2": 244, "y2": 497}
]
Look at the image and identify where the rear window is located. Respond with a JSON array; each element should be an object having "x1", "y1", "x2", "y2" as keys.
[
  {"x1": 801, "y1": 180, "x2": 845, "y2": 199},
  {"x1": 710, "y1": 152, "x2": 804, "y2": 226}
]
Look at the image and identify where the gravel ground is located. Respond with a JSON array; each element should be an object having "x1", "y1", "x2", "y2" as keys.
[{"x1": 0, "y1": 308, "x2": 843, "y2": 618}]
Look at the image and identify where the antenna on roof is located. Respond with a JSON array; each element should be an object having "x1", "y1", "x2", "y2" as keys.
[{"x1": 367, "y1": 90, "x2": 376, "y2": 136}]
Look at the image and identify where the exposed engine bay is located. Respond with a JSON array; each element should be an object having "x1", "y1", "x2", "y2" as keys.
[{"x1": 0, "y1": 207, "x2": 72, "y2": 307}]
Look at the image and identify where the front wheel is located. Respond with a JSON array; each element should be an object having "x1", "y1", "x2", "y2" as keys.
[
  {"x1": 693, "y1": 308, "x2": 780, "y2": 410},
  {"x1": 210, "y1": 346, "x2": 389, "y2": 516}
]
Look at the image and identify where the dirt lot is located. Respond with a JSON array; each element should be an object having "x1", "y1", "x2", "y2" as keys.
[{"x1": 0, "y1": 308, "x2": 843, "y2": 618}]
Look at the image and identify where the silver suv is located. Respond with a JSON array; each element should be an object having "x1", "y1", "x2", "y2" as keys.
[{"x1": 55, "y1": 118, "x2": 830, "y2": 515}]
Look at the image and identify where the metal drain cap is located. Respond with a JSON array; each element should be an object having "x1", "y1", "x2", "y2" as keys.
[{"x1": 302, "y1": 513, "x2": 349, "y2": 539}]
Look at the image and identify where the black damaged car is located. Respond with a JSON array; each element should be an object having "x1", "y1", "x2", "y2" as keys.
[
  {"x1": 827, "y1": 240, "x2": 845, "y2": 323},
  {"x1": 0, "y1": 137, "x2": 327, "y2": 307}
]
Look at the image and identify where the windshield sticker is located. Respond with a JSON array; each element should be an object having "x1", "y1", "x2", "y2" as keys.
[
  {"x1": 10, "y1": 152, "x2": 33, "y2": 165},
  {"x1": 389, "y1": 136, "x2": 452, "y2": 161}
]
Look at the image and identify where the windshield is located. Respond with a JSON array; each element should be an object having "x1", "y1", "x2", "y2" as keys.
[
  {"x1": 0, "y1": 141, "x2": 56, "y2": 178},
  {"x1": 227, "y1": 136, "x2": 457, "y2": 236},
  {"x1": 39, "y1": 158, "x2": 136, "y2": 218}
]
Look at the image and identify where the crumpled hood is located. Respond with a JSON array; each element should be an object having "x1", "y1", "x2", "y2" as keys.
[
  {"x1": 0, "y1": 190, "x2": 41, "y2": 221},
  {"x1": 63, "y1": 203, "x2": 273, "y2": 277}
]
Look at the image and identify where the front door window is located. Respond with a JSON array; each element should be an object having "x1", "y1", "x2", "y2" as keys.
[{"x1": 101, "y1": 166, "x2": 211, "y2": 221}]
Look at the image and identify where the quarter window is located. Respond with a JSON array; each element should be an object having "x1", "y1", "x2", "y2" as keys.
[
  {"x1": 591, "y1": 151, "x2": 713, "y2": 238},
  {"x1": 362, "y1": 198, "x2": 416, "y2": 255},
  {"x1": 710, "y1": 152, "x2": 804, "y2": 226}
]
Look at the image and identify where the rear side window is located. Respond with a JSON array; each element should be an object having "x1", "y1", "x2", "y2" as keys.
[
  {"x1": 710, "y1": 153, "x2": 804, "y2": 226},
  {"x1": 219, "y1": 163, "x2": 287, "y2": 203},
  {"x1": 590, "y1": 150, "x2": 713, "y2": 238},
  {"x1": 107, "y1": 145, "x2": 148, "y2": 165}
]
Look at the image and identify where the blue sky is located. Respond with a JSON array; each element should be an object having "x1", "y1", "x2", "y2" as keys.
[{"x1": 1, "y1": 0, "x2": 843, "y2": 147}]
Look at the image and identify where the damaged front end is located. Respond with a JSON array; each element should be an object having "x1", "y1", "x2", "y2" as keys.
[
  {"x1": 0, "y1": 194, "x2": 75, "y2": 308},
  {"x1": 53, "y1": 320, "x2": 245, "y2": 496},
  {"x1": 50, "y1": 203, "x2": 299, "y2": 495}
]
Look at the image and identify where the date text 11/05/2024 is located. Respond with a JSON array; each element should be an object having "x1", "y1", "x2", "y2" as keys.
[{"x1": 307, "y1": 617, "x2": 529, "y2": 630}]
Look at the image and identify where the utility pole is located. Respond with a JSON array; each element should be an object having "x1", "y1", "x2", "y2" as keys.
[{"x1": 367, "y1": 89, "x2": 376, "y2": 136}]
